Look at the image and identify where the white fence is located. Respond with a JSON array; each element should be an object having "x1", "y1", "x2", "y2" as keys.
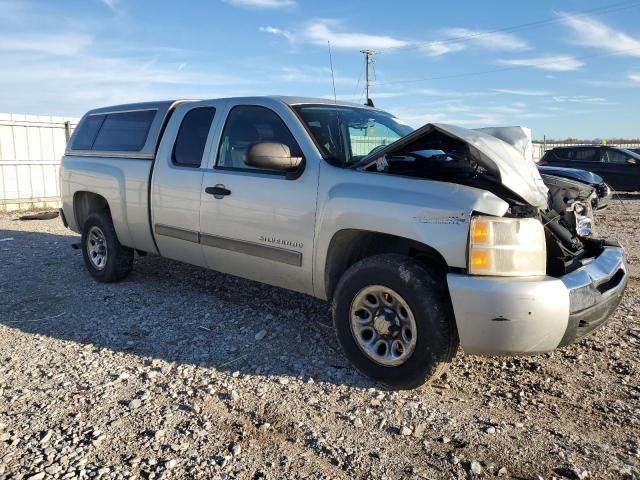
[{"x1": 0, "y1": 113, "x2": 77, "y2": 212}]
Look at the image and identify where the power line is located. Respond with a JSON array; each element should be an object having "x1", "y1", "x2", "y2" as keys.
[
  {"x1": 372, "y1": 46, "x2": 640, "y2": 87},
  {"x1": 377, "y1": 0, "x2": 640, "y2": 53}
]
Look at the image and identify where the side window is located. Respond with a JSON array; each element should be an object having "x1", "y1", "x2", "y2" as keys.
[
  {"x1": 216, "y1": 105, "x2": 302, "y2": 172},
  {"x1": 92, "y1": 110, "x2": 156, "y2": 152},
  {"x1": 572, "y1": 148, "x2": 598, "y2": 162},
  {"x1": 553, "y1": 148, "x2": 573, "y2": 160},
  {"x1": 72, "y1": 114, "x2": 105, "y2": 150},
  {"x1": 172, "y1": 107, "x2": 216, "y2": 167},
  {"x1": 604, "y1": 149, "x2": 629, "y2": 164}
]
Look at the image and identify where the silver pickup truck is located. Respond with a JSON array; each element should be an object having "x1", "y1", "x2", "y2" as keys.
[{"x1": 60, "y1": 96, "x2": 628, "y2": 389}]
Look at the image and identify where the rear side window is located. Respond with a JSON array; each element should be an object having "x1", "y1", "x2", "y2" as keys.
[
  {"x1": 92, "y1": 110, "x2": 157, "y2": 152},
  {"x1": 172, "y1": 107, "x2": 216, "y2": 167},
  {"x1": 572, "y1": 148, "x2": 599, "y2": 162},
  {"x1": 552, "y1": 148, "x2": 573, "y2": 160},
  {"x1": 72, "y1": 114, "x2": 106, "y2": 150}
]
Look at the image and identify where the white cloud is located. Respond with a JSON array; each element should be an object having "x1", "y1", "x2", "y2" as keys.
[
  {"x1": 304, "y1": 20, "x2": 410, "y2": 50},
  {"x1": 0, "y1": 33, "x2": 93, "y2": 56},
  {"x1": 0, "y1": 50, "x2": 256, "y2": 115},
  {"x1": 0, "y1": 28, "x2": 256, "y2": 115},
  {"x1": 259, "y1": 26, "x2": 295, "y2": 43},
  {"x1": 418, "y1": 42, "x2": 465, "y2": 57},
  {"x1": 551, "y1": 95, "x2": 612, "y2": 105},
  {"x1": 516, "y1": 112, "x2": 552, "y2": 119},
  {"x1": 561, "y1": 14, "x2": 640, "y2": 57},
  {"x1": 339, "y1": 87, "x2": 498, "y2": 102},
  {"x1": 493, "y1": 88, "x2": 552, "y2": 96},
  {"x1": 417, "y1": 88, "x2": 496, "y2": 98},
  {"x1": 279, "y1": 65, "x2": 354, "y2": 85},
  {"x1": 499, "y1": 55, "x2": 584, "y2": 71},
  {"x1": 492, "y1": 105, "x2": 526, "y2": 114},
  {"x1": 264, "y1": 20, "x2": 528, "y2": 56},
  {"x1": 443, "y1": 28, "x2": 529, "y2": 51},
  {"x1": 580, "y1": 78, "x2": 640, "y2": 88},
  {"x1": 223, "y1": 0, "x2": 295, "y2": 8},
  {"x1": 100, "y1": 0, "x2": 119, "y2": 11}
]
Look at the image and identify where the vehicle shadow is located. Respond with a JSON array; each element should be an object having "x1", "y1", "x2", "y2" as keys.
[
  {"x1": 611, "y1": 191, "x2": 640, "y2": 200},
  {"x1": 0, "y1": 225, "x2": 371, "y2": 389}
]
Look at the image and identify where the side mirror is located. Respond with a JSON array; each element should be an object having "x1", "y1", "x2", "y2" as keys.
[
  {"x1": 627, "y1": 158, "x2": 637, "y2": 165},
  {"x1": 246, "y1": 141, "x2": 303, "y2": 172}
]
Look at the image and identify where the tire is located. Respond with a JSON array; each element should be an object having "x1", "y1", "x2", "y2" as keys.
[
  {"x1": 81, "y1": 211, "x2": 133, "y2": 283},
  {"x1": 331, "y1": 254, "x2": 458, "y2": 390}
]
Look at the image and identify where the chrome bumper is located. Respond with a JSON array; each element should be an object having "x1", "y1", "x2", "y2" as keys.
[
  {"x1": 447, "y1": 244, "x2": 627, "y2": 355},
  {"x1": 558, "y1": 244, "x2": 627, "y2": 346}
]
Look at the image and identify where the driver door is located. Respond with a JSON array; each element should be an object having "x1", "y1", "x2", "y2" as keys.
[
  {"x1": 601, "y1": 148, "x2": 639, "y2": 191},
  {"x1": 198, "y1": 100, "x2": 319, "y2": 294}
]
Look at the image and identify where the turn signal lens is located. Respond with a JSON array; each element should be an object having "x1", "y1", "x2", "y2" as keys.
[
  {"x1": 471, "y1": 219, "x2": 491, "y2": 245},
  {"x1": 468, "y1": 215, "x2": 546, "y2": 276},
  {"x1": 469, "y1": 249, "x2": 491, "y2": 270}
]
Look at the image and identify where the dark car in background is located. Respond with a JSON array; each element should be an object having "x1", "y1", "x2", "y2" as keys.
[{"x1": 539, "y1": 145, "x2": 640, "y2": 191}]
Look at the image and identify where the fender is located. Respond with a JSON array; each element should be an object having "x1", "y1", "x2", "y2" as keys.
[{"x1": 312, "y1": 165, "x2": 509, "y2": 299}]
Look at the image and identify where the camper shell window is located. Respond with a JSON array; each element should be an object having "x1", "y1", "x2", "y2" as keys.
[{"x1": 71, "y1": 109, "x2": 157, "y2": 153}]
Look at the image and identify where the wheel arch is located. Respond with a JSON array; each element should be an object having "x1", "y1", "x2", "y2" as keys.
[
  {"x1": 73, "y1": 191, "x2": 111, "y2": 229},
  {"x1": 323, "y1": 229, "x2": 450, "y2": 301}
]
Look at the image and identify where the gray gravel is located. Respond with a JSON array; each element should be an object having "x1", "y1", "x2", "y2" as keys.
[{"x1": 0, "y1": 196, "x2": 639, "y2": 479}]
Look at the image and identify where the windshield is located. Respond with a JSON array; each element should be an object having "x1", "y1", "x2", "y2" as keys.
[
  {"x1": 293, "y1": 104, "x2": 413, "y2": 167},
  {"x1": 619, "y1": 148, "x2": 640, "y2": 160}
]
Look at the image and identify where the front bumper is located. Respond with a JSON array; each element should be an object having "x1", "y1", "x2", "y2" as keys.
[{"x1": 447, "y1": 245, "x2": 627, "y2": 355}]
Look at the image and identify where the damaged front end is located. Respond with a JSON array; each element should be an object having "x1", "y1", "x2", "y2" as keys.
[
  {"x1": 353, "y1": 121, "x2": 628, "y2": 353},
  {"x1": 353, "y1": 122, "x2": 618, "y2": 278},
  {"x1": 539, "y1": 173, "x2": 600, "y2": 275}
]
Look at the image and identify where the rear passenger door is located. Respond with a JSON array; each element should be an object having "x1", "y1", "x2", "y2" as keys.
[
  {"x1": 150, "y1": 101, "x2": 224, "y2": 267},
  {"x1": 199, "y1": 100, "x2": 319, "y2": 295}
]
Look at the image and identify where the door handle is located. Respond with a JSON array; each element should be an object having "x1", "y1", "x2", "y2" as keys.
[{"x1": 205, "y1": 185, "x2": 231, "y2": 199}]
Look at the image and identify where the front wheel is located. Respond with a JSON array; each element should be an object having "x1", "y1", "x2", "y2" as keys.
[
  {"x1": 331, "y1": 254, "x2": 458, "y2": 389},
  {"x1": 81, "y1": 212, "x2": 133, "y2": 282}
]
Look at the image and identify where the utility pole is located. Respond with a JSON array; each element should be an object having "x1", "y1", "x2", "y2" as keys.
[{"x1": 360, "y1": 49, "x2": 375, "y2": 106}]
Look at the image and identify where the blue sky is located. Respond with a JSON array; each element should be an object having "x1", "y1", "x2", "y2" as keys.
[{"x1": 1, "y1": 0, "x2": 639, "y2": 139}]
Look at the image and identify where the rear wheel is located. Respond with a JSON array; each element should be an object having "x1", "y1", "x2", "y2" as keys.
[
  {"x1": 332, "y1": 254, "x2": 458, "y2": 389},
  {"x1": 81, "y1": 212, "x2": 133, "y2": 282}
]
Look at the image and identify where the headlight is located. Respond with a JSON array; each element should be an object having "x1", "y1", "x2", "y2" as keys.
[
  {"x1": 468, "y1": 215, "x2": 546, "y2": 276},
  {"x1": 567, "y1": 200, "x2": 594, "y2": 237}
]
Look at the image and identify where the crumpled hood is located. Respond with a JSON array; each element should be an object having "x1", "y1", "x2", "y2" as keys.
[{"x1": 356, "y1": 123, "x2": 550, "y2": 209}]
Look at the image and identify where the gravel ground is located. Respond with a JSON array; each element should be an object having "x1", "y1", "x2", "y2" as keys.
[{"x1": 0, "y1": 196, "x2": 638, "y2": 480}]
